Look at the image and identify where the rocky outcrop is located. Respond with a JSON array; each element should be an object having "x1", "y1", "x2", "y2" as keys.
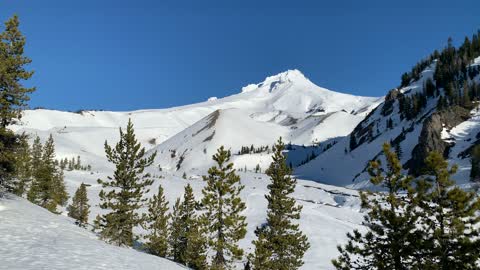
[{"x1": 407, "y1": 106, "x2": 470, "y2": 175}]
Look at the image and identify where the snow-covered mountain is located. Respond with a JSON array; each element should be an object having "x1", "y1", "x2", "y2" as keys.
[
  {"x1": 11, "y1": 69, "x2": 381, "y2": 176},
  {"x1": 296, "y1": 56, "x2": 480, "y2": 189}
]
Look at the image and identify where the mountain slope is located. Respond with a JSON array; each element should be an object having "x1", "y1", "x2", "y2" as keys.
[
  {"x1": 0, "y1": 195, "x2": 185, "y2": 270},
  {"x1": 11, "y1": 69, "x2": 380, "y2": 175},
  {"x1": 296, "y1": 55, "x2": 480, "y2": 188}
]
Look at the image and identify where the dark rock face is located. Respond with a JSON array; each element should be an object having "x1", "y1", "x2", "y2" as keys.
[
  {"x1": 407, "y1": 106, "x2": 470, "y2": 175},
  {"x1": 381, "y1": 89, "x2": 400, "y2": 116}
]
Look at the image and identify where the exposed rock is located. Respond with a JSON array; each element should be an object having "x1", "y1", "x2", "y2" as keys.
[{"x1": 407, "y1": 106, "x2": 470, "y2": 175}]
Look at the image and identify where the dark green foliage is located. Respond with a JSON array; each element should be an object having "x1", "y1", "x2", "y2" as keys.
[
  {"x1": 250, "y1": 138, "x2": 309, "y2": 270},
  {"x1": 144, "y1": 185, "x2": 170, "y2": 258},
  {"x1": 169, "y1": 184, "x2": 207, "y2": 269},
  {"x1": 201, "y1": 146, "x2": 247, "y2": 270},
  {"x1": 0, "y1": 15, "x2": 35, "y2": 128},
  {"x1": 424, "y1": 78, "x2": 436, "y2": 97},
  {"x1": 95, "y1": 119, "x2": 156, "y2": 247},
  {"x1": 67, "y1": 183, "x2": 90, "y2": 227},
  {"x1": 415, "y1": 152, "x2": 480, "y2": 269},
  {"x1": 27, "y1": 134, "x2": 68, "y2": 213},
  {"x1": 11, "y1": 133, "x2": 31, "y2": 195},
  {"x1": 332, "y1": 143, "x2": 420, "y2": 270},
  {"x1": 470, "y1": 144, "x2": 480, "y2": 182}
]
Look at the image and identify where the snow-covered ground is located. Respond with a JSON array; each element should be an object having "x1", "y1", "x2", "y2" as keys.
[
  {"x1": 0, "y1": 195, "x2": 186, "y2": 270},
  {"x1": 4, "y1": 69, "x2": 376, "y2": 269},
  {"x1": 58, "y1": 169, "x2": 364, "y2": 270}
]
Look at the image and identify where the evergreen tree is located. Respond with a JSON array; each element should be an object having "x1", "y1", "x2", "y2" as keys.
[
  {"x1": 470, "y1": 144, "x2": 480, "y2": 182},
  {"x1": 201, "y1": 146, "x2": 247, "y2": 270},
  {"x1": 332, "y1": 143, "x2": 420, "y2": 270},
  {"x1": 415, "y1": 152, "x2": 480, "y2": 269},
  {"x1": 169, "y1": 184, "x2": 207, "y2": 269},
  {"x1": 28, "y1": 134, "x2": 68, "y2": 213},
  {"x1": 67, "y1": 183, "x2": 90, "y2": 227},
  {"x1": 12, "y1": 133, "x2": 31, "y2": 196},
  {"x1": 144, "y1": 185, "x2": 170, "y2": 258},
  {"x1": 0, "y1": 14, "x2": 35, "y2": 128},
  {"x1": 95, "y1": 119, "x2": 156, "y2": 246},
  {"x1": 250, "y1": 138, "x2": 309, "y2": 270},
  {"x1": 169, "y1": 198, "x2": 184, "y2": 262}
]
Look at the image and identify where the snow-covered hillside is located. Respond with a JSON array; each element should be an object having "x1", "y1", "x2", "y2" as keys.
[
  {"x1": 296, "y1": 57, "x2": 480, "y2": 188},
  {"x1": 58, "y1": 170, "x2": 364, "y2": 270},
  {"x1": 11, "y1": 69, "x2": 380, "y2": 175},
  {"x1": 0, "y1": 195, "x2": 186, "y2": 270},
  {"x1": 6, "y1": 69, "x2": 380, "y2": 269}
]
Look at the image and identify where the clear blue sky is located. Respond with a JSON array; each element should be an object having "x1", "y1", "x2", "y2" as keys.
[{"x1": 2, "y1": 0, "x2": 480, "y2": 111}]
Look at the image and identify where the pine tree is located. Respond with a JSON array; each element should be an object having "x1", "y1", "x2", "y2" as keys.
[
  {"x1": 12, "y1": 133, "x2": 31, "y2": 196},
  {"x1": 67, "y1": 183, "x2": 90, "y2": 227},
  {"x1": 332, "y1": 143, "x2": 420, "y2": 270},
  {"x1": 250, "y1": 138, "x2": 309, "y2": 270},
  {"x1": 144, "y1": 185, "x2": 170, "y2": 257},
  {"x1": 0, "y1": 14, "x2": 35, "y2": 128},
  {"x1": 415, "y1": 152, "x2": 480, "y2": 269},
  {"x1": 169, "y1": 198, "x2": 184, "y2": 262},
  {"x1": 28, "y1": 134, "x2": 68, "y2": 213},
  {"x1": 169, "y1": 184, "x2": 207, "y2": 269},
  {"x1": 200, "y1": 146, "x2": 247, "y2": 269},
  {"x1": 470, "y1": 144, "x2": 480, "y2": 182},
  {"x1": 95, "y1": 119, "x2": 156, "y2": 246}
]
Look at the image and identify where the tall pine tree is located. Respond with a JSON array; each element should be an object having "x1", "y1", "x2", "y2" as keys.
[
  {"x1": 95, "y1": 119, "x2": 156, "y2": 246},
  {"x1": 0, "y1": 15, "x2": 35, "y2": 190},
  {"x1": 201, "y1": 146, "x2": 247, "y2": 270},
  {"x1": 250, "y1": 138, "x2": 309, "y2": 270},
  {"x1": 332, "y1": 143, "x2": 420, "y2": 270},
  {"x1": 144, "y1": 185, "x2": 170, "y2": 258},
  {"x1": 67, "y1": 183, "x2": 90, "y2": 227},
  {"x1": 12, "y1": 133, "x2": 31, "y2": 196}
]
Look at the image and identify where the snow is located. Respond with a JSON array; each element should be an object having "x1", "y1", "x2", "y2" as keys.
[
  {"x1": 0, "y1": 196, "x2": 186, "y2": 270},
  {"x1": 55, "y1": 169, "x2": 364, "y2": 270},
  {"x1": 5, "y1": 69, "x2": 377, "y2": 269}
]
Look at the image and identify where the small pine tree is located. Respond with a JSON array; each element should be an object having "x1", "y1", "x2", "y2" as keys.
[
  {"x1": 470, "y1": 144, "x2": 480, "y2": 181},
  {"x1": 95, "y1": 119, "x2": 156, "y2": 246},
  {"x1": 415, "y1": 152, "x2": 480, "y2": 268},
  {"x1": 67, "y1": 183, "x2": 90, "y2": 227},
  {"x1": 28, "y1": 134, "x2": 68, "y2": 213},
  {"x1": 201, "y1": 146, "x2": 247, "y2": 269},
  {"x1": 250, "y1": 138, "x2": 309, "y2": 270},
  {"x1": 12, "y1": 133, "x2": 31, "y2": 196},
  {"x1": 169, "y1": 184, "x2": 207, "y2": 269},
  {"x1": 332, "y1": 143, "x2": 420, "y2": 270},
  {"x1": 169, "y1": 198, "x2": 184, "y2": 262},
  {"x1": 144, "y1": 185, "x2": 170, "y2": 258}
]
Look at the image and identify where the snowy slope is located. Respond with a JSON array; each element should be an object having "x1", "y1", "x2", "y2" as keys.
[
  {"x1": 11, "y1": 69, "x2": 380, "y2": 175},
  {"x1": 58, "y1": 169, "x2": 364, "y2": 270},
  {"x1": 0, "y1": 195, "x2": 185, "y2": 270},
  {"x1": 296, "y1": 57, "x2": 480, "y2": 188}
]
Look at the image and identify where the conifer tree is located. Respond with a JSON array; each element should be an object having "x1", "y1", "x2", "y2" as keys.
[
  {"x1": 201, "y1": 146, "x2": 247, "y2": 270},
  {"x1": 67, "y1": 183, "x2": 90, "y2": 227},
  {"x1": 470, "y1": 144, "x2": 480, "y2": 181},
  {"x1": 28, "y1": 134, "x2": 68, "y2": 213},
  {"x1": 169, "y1": 198, "x2": 184, "y2": 262},
  {"x1": 332, "y1": 143, "x2": 420, "y2": 270},
  {"x1": 144, "y1": 185, "x2": 170, "y2": 257},
  {"x1": 12, "y1": 133, "x2": 31, "y2": 196},
  {"x1": 169, "y1": 184, "x2": 207, "y2": 269},
  {"x1": 250, "y1": 138, "x2": 309, "y2": 270},
  {"x1": 95, "y1": 119, "x2": 156, "y2": 246},
  {"x1": 415, "y1": 152, "x2": 480, "y2": 269},
  {"x1": 0, "y1": 14, "x2": 35, "y2": 128}
]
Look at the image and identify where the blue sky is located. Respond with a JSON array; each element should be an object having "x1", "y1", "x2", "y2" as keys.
[{"x1": 2, "y1": 0, "x2": 480, "y2": 111}]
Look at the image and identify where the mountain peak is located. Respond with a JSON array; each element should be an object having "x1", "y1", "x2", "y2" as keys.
[{"x1": 241, "y1": 69, "x2": 309, "y2": 93}]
